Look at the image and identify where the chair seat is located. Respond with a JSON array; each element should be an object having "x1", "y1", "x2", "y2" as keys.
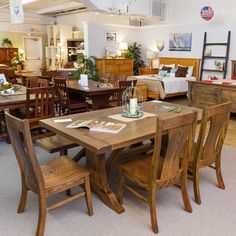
[
  {"x1": 41, "y1": 156, "x2": 89, "y2": 196},
  {"x1": 36, "y1": 134, "x2": 78, "y2": 153},
  {"x1": 119, "y1": 155, "x2": 164, "y2": 186}
]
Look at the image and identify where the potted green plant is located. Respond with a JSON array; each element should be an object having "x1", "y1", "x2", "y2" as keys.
[
  {"x1": 2, "y1": 38, "x2": 12, "y2": 47},
  {"x1": 126, "y1": 42, "x2": 145, "y2": 75},
  {"x1": 11, "y1": 51, "x2": 25, "y2": 72},
  {"x1": 74, "y1": 54, "x2": 98, "y2": 81}
]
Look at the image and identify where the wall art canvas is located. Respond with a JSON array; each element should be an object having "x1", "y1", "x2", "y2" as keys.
[
  {"x1": 169, "y1": 33, "x2": 192, "y2": 51},
  {"x1": 105, "y1": 32, "x2": 117, "y2": 42}
]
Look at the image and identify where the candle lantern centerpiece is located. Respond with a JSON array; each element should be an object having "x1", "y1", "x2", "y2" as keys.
[{"x1": 122, "y1": 81, "x2": 144, "y2": 118}]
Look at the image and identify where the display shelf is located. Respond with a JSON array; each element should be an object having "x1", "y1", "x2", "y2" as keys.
[{"x1": 200, "y1": 31, "x2": 231, "y2": 80}]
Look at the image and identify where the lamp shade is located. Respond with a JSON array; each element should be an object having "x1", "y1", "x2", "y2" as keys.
[{"x1": 119, "y1": 42, "x2": 128, "y2": 50}]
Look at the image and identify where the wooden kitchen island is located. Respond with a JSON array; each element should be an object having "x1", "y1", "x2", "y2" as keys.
[{"x1": 188, "y1": 80, "x2": 236, "y2": 112}]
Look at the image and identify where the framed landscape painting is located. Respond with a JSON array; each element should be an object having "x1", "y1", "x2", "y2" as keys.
[{"x1": 169, "y1": 33, "x2": 192, "y2": 51}]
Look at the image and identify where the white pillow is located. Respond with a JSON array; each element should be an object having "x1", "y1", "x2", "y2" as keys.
[
  {"x1": 177, "y1": 64, "x2": 194, "y2": 78},
  {"x1": 159, "y1": 64, "x2": 175, "y2": 70},
  {"x1": 169, "y1": 73, "x2": 176, "y2": 78}
]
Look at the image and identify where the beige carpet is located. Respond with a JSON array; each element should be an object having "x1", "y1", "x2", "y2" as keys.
[{"x1": 0, "y1": 141, "x2": 236, "y2": 236}]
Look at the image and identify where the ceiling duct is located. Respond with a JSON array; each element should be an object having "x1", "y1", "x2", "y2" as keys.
[{"x1": 80, "y1": 0, "x2": 167, "y2": 18}]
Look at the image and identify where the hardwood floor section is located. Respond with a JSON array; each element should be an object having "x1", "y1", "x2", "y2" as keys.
[{"x1": 164, "y1": 96, "x2": 236, "y2": 147}]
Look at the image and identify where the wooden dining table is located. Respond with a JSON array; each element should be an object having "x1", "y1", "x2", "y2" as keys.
[
  {"x1": 0, "y1": 84, "x2": 27, "y2": 111},
  {"x1": 67, "y1": 80, "x2": 119, "y2": 110},
  {"x1": 40, "y1": 101, "x2": 201, "y2": 214}
]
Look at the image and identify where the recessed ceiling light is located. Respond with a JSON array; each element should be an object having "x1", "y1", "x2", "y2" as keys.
[{"x1": 22, "y1": 0, "x2": 36, "y2": 5}]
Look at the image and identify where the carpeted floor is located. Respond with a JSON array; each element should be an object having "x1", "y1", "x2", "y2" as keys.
[{"x1": 0, "y1": 141, "x2": 236, "y2": 236}]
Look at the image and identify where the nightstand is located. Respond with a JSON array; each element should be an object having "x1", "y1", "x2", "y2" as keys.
[{"x1": 139, "y1": 67, "x2": 159, "y2": 75}]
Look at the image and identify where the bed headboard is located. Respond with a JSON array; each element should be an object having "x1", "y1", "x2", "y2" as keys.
[{"x1": 159, "y1": 57, "x2": 200, "y2": 79}]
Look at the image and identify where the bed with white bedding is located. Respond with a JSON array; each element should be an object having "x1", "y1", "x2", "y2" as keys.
[
  {"x1": 128, "y1": 74, "x2": 197, "y2": 99},
  {"x1": 128, "y1": 57, "x2": 200, "y2": 99}
]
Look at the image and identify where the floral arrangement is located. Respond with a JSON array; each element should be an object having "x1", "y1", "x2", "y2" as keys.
[
  {"x1": 0, "y1": 82, "x2": 18, "y2": 95},
  {"x1": 11, "y1": 50, "x2": 25, "y2": 65},
  {"x1": 74, "y1": 54, "x2": 98, "y2": 81}
]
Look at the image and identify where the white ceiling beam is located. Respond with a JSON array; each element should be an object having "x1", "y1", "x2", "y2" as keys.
[{"x1": 36, "y1": 1, "x2": 85, "y2": 15}]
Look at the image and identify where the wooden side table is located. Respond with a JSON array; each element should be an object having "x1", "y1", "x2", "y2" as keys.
[{"x1": 139, "y1": 67, "x2": 159, "y2": 75}]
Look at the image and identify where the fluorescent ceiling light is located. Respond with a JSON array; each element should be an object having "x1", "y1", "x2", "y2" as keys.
[{"x1": 22, "y1": 0, "x2": 36, "y2": 5}]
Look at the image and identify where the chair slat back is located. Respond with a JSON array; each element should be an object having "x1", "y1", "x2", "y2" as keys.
[
  {"x1": 118, "y1": 80, "x2": 137, "y2": 105},
  {"x1": 1, "y1": 69, "x2": 16, "y2": 83},
  {"x1": 196, "y1": 102, "x2": 231, "y2": 162},
  {"x1": 25, "y1": 77, "x2": 38, "y2": 88},
  {"x1": 152, "y1": 112, "x2": 197, "y2": 183},
  {"x1": 54, "y1": 78, "x2": 69, "y2": 105},
  {"x1": 36, "y1": 78, "x2": 49, "y2": 87},
  {"x1": 26, "y1": 86, "x2": 55, "y2": 121},
  {"x1": 4, "y1": 110, "x2": 45, "y2": 191},
  {"x1": 42, "y1": 70, "x2": 69, "y2": 80}
]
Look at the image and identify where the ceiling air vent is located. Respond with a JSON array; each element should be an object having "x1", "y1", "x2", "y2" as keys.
[{"x1": 152, "y1": 0, "x2": 167, "y2": 18}]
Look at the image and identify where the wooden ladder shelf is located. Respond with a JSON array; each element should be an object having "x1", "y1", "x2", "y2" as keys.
[{"x1": 200, "y1": 31, "x2": 231, "y2": 80}]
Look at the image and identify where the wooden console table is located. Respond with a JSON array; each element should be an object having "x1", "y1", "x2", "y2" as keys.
[{"x1": 188, "y1": 80, "x2": 236, "y2": 112}]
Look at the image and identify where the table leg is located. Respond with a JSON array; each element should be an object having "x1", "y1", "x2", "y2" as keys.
[{"x1": 86, "y1": 150, "x2": 125, "y2": 214}]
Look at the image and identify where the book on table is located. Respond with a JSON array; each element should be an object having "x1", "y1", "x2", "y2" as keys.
[{"x1": 66, "y1": 120, "x2": 126, "y2": 134}]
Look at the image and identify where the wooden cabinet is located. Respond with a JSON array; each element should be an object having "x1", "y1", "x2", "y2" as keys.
[
  {"x1": 0, "y1": 47, "x2": 18, "y2": 66},
  {"x1": 139, "y1": 67, "x2": 159, "y2": 75},
  {"x1": 96, "y1": 58, "x2": 133, "y2": 84},
  {"x1": 188, "y1": 80, "x2": 236, "y2": 112}
]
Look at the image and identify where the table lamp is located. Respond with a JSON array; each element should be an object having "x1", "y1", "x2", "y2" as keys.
[
  {"x1": 146, "y1": 51, "x2": 155, "y2": 68},
  {"x1": 119, "y1": 42, "x2": 128, "y2": 57}
]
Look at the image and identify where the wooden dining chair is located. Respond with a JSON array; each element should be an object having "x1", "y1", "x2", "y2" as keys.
[
  {"x1": 117, "y1": 79, "x2": 137, "y2": 106},
  {"x1": 25, "y1": 77, "x2": 38, "y2": 88},
  {"x1": 26, "y1": 86, "x2": 55, "y2": 140},
  {"x1": 4, "y1": 110, "x2": 93, "y2": 236},
  {"x1": 41, "y1": 70, "x2": 70, "y2": 80},
  {"x1": 2, "y1": 69, "x2": 17, "y2": 83},
  {"x1": 117, "y1": 112, "x2": 197, "y2": 234},
  {"x1": 36, "y1": 77, "x2": 49, "y2": 87},
  {"x1": 54, "y1": 78, "x2": 88, "y2": 115},
  {"x1": 188, "y1": 102, "x2": 231, "y2": 204}
]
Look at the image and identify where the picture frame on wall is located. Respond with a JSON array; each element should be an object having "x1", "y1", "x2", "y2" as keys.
[
  {"x1": 105, "y1": 32, "x2": 117, "y2": 42},
  {"x1": 169, "y1": 33, "x2": 192, "y2": 51}
]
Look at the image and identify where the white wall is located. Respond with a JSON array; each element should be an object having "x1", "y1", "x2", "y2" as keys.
[
  {"x1": 57, "y1": 1, "x2": 236, "y2": 79},
  {"x1": 168, "y1": 0, "x2": 236, "y2": 25},
  {"x1": 83, "y1": 21, "x2": 140, "y2": 58}
]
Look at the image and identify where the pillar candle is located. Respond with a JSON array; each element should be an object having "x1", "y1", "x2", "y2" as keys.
[{"x1": 130, "y1": 97, "x2": 137, "y2": 115}]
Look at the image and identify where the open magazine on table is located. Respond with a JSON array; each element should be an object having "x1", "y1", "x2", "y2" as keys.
[{"x1": 66, "y1": 120, "x2": 126, "y2": 134}]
